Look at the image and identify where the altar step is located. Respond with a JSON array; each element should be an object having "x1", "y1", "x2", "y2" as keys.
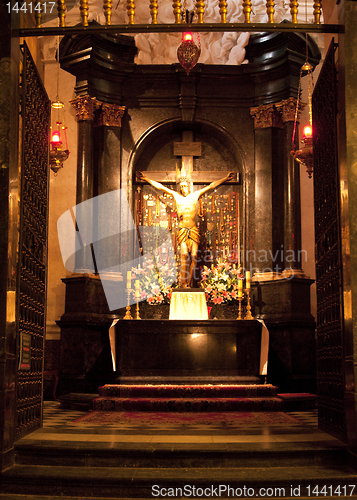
[
  {"x1": 4, "y1": 432, "x2": 357, "y2": 498},
  {"x1": 93, "y1": 384, "x2": 284, "y2": 412},
  {"x1": 97, "y1": 383, "x2": 279, "y2": 398}
]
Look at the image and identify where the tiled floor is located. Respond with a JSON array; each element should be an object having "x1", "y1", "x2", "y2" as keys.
[{"x1": 25, "y1": 401, "x2": 335, "y2": 445}]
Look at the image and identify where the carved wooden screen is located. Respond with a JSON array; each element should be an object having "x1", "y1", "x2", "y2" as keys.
[
  {"x1": 16, "y1": 43, "x2": 50, "y2": 439},
  {"x1": 312, "y1": 39, "x2": 346, "y2": 442}
]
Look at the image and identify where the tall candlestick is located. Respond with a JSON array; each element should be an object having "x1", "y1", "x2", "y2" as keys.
[
  {"x1": 127, "y1": 271, "x2": 132, "y2": 289},
  {"x1": 246, "y1": 271, "x2": 250, "y2": 289}
]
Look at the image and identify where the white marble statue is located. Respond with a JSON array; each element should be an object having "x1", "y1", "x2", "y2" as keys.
[{"x1": 42, "y1": 0, "x2": 320, "y2": 65}]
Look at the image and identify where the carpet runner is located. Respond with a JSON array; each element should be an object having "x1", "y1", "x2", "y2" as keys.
[{"x1": 93, "y1": 384, "x2": 284, "y2": 412}]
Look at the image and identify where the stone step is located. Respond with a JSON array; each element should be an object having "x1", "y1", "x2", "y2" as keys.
[
  {"x1": 92, "y1": 396, "x2": 284, "y2": 411},
  {"x1": 14, "y1": 439, "x2": 350, "y2": 469},
  {"x1": 98, "y1": 384, "x2": 279, "y2": 398},
  {"x1": 2, "y1": 464, "x2": 357, "y2": 498}
]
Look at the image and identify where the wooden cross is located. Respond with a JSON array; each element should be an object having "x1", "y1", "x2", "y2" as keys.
[{"x1": 136, "y1": 130, "x2": 239, "y2": 185}]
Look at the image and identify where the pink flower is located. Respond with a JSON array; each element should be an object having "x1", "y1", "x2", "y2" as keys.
[
  {"x1": 205, "y1": 284, "x2": 212, "y2": 293},
  {"x1": 231, "y1": 290, "x2": 237, "y2": 299},
  {"x1": 147, "y1": 296, "x2": 155, "y2": 303},
  {"x1": 222, "y1": 291, "x2": 229, "y2": 298},
  {"x1": 213, "y1": 297, "x2": 219, "y2": 304},
  {"x1": 217, "y1": 296, "x2": 224, "y2": 304}
]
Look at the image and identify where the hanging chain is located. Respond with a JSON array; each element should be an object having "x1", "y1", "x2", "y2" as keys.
[{"x1": 291, "y1": 66, "x2": 303, "y2": 151}]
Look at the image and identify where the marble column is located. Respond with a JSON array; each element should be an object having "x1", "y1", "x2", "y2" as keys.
[
  {"x1": 93, "y1": 103, "x2": 126, "y2": 281},
  {"x1": 70, "y1": 95, "x2": 101, "y2": 273},
  {"x1": 94, "y1": 103, "x2": 125, "y2": 195},
  {"x1": 276, "y1": 97, "x2": 305, "y2": 277},
  {"x1": 250, "y1": 103, "x2": 285, "y2": 279}
]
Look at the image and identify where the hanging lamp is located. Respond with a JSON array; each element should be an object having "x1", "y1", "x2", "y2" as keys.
[
  {"x1": 50, "y1": 37, "x2": 70, "y2": 174},
  {"x1": 177, "y1": 7, "x2": 201, "y2": 75},
  {"x1": 290, "y1": 36, "x2": 314, "y2": 178}
]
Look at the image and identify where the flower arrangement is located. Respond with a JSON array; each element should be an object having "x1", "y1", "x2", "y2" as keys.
[
  {"x1": 131, "y1": 259, "x2": 177, "y2": 305},
  {"x1": 199, "y1": 261, "x2": 243, "y2": 305}
]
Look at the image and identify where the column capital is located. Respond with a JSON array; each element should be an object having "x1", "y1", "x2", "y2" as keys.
[
  {"x1": 70, "y1": 95, "x2": 102, "y2": 121},
  {"x1": 275, "y1": 97, "x2": 306, "y2": 123},
  {"x1": 250, "y1": 103, "x2": 283, "y2": 129},
  {"x1": 94, "y1": 103, "x2": 126, "y2": 127}
]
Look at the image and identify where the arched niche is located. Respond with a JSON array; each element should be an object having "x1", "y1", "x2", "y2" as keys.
[{"x1": 128, "y1": 118, "x2": 247, "y2": 275}]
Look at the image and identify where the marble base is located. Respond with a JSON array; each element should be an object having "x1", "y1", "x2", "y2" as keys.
[{"x1": 252, "y1": 277, "x2": 316, "y2": 393}]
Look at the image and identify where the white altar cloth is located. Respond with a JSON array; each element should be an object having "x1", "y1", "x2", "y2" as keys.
[{"x1": 169, "y1": 290, "x2": 209, "y2": 320}]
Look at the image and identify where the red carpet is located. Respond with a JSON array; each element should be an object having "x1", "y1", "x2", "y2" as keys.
[
  {"x1": 98, "y1": 384, "x2": 279, "y2": 398},
  {"x1": 93, "y1": 384, "x2": 284, "y2": 412},
  {"x1": 92, "y1": 396, "x2": 284, "y2": 412},
  {"x1": 73, "y1": 411, "x2": 300, "y2": 425}
]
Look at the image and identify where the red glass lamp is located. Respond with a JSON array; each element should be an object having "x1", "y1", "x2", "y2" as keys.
[
  {"x1": 50, "y1": 100, "x2": 70, "y2": 174},
  {"x1": 177, "y1": 31, "x2": 201, "y2": 75}
]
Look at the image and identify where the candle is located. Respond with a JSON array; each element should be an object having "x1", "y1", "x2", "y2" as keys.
[
  {"x1": 238, "y1": 279, "x2": 243, "y2": 298},
  {"x1": 127, "y1": 271, "x2": 131, "y2": 289},
  {"x1": 246, "y1": 271, "x2": 250, "y2": 289},
  {"x1": 135, "y1": 280, "x2": 140, "y2": 298}
]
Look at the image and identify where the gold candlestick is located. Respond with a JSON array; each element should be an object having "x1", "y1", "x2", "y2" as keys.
[
  {"x1": 244, "y1": 288, "x2": 253, "y2": 320},
  {"x1": 237, "y1": 295, "x2": 243, "y2": 320},
  {"x1": 135, "y1": 300, "x2": 141, "y2": 320},
  {"x1": 124, "y1": 289, "x2": 133, "y2": 319}
]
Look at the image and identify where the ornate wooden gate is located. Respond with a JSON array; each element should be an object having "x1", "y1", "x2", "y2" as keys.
[
  {"x1": 16, "y1": 43, "x2": 50, "y2": 438},
  {"x1": 312, "y1": 39, "x2": 346, "y2": 442}
]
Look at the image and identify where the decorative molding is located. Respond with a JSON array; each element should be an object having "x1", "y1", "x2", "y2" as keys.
[
  {"x1": 250, "y1": 103, "x2": 283, "y2": 129},
  {"x1": 252, "y1": 271, "x2": 284, "y2": 281},
  {"x1": 94, "y1": 103, "x2": 126, "y2": 127},
  {"x1": 178, "y1": 74, "x2": 198, "y2": 123},
  {"x1": 70, "y1": 95, "x2": 102, "y2": 121},
  {"x1": 276, "y1": 97, "x2": 306, "y2": 123}
]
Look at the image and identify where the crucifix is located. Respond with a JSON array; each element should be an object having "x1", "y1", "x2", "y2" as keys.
[
  {"x1": 136, "y1": 131, "x2": 238, "y2": 287},
  {"x1": 136, "y1": 131, "x2": 239, "y2": 186}
]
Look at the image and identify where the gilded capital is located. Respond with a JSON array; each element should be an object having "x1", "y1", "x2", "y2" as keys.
[
  {"x1": 94, "y1": 103, "x2": 126, "y2": 127},
  {"x1": 250, "y1": 103, "x2": 283, "y2": 129},
  {"x1": 70, "y1": 95, "x2": 102, "y2": 121},
  {"x1": 276, "y1": 97, "x2": 306, "y2": 123}
]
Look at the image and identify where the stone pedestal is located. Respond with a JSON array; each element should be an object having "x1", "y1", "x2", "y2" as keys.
[
  {"x1": 252, "y1": 277, "x2": 316, "y2": 393},
  {"x1": 57, "y1": 274, "x2": 124, "y2": 394}
]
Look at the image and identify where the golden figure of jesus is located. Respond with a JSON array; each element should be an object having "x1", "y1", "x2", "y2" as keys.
[{"x1": 138, "y1": 171, "x2": 235, "y2": 287}]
